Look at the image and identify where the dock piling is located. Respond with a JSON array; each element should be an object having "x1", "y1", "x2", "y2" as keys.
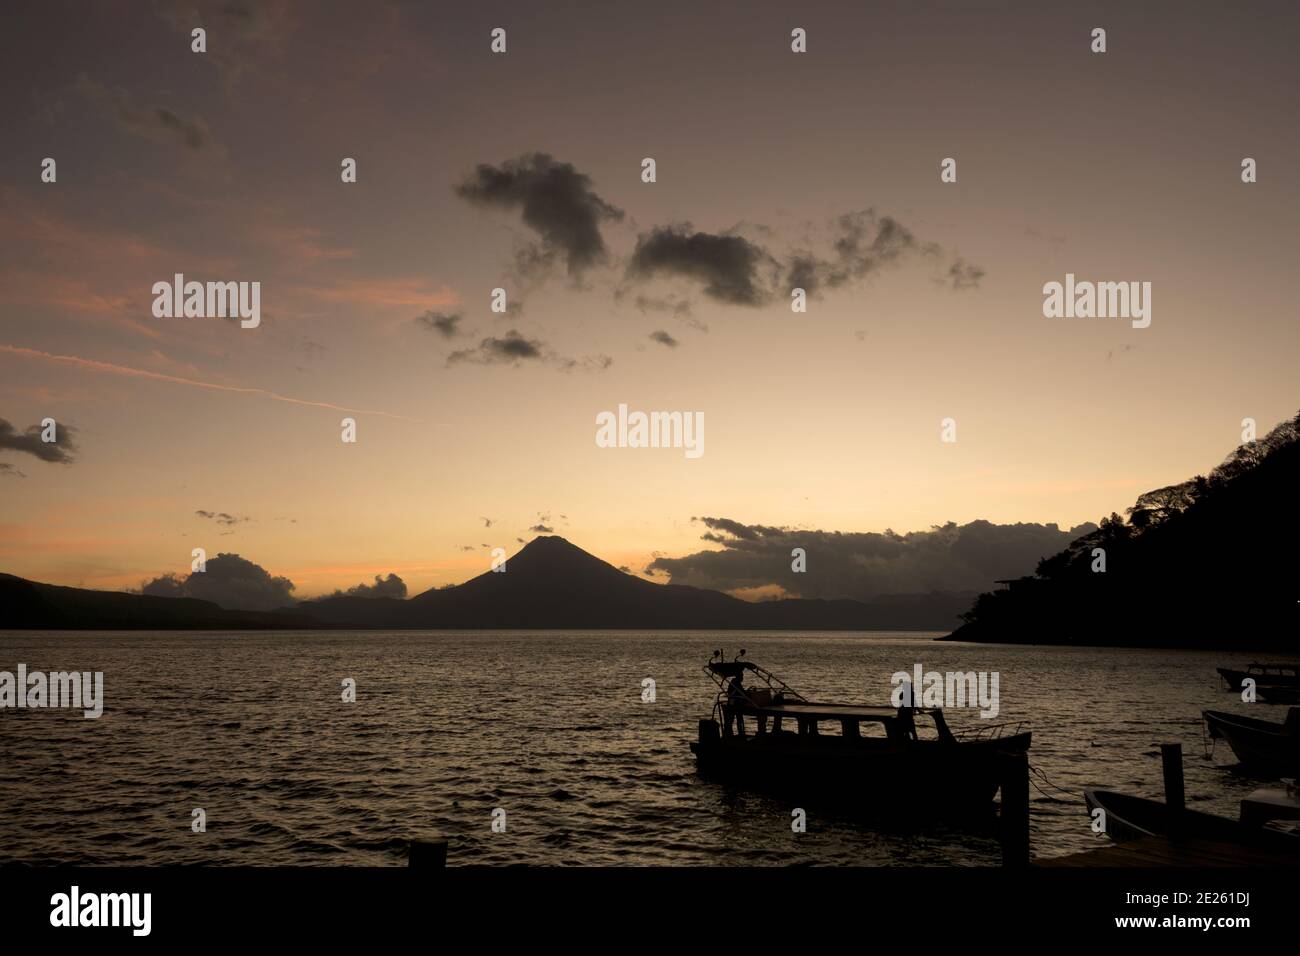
[
  {"x1": 998, "y1": 750, "x2": 1030, "y2": 867},
  {"x1": 408, "y1": 838, "x2": 448, "y2": 868},
  {"x1": 1159, "y1": 742, "x2": 1185, "y2": 821}
]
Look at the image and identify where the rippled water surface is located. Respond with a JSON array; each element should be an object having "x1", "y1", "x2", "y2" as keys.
[{"x1": 0, "y1": 630, "x2": 1279, "y2": 866}]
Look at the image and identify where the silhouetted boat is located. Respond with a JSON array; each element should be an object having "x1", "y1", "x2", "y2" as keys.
[
  {"x1": 1259, "y1": 687, "x2": 1300, "y2": 705},
  {"x1": 1217, "y1": 663, "x2": 1300, "y2": 692},
  {"x1": 1203, "y1": 708, "x2": 1300, "y2": 774},
  {"x1": 1084, "y1": 789, "x2": 1245, "y2": 843},
  {"x1": 1084, "y1": 788, "x2": 1300, "y2": 856},
  {"x1": 690, "y1": 653, "x2": 1031, "y2": 812}
]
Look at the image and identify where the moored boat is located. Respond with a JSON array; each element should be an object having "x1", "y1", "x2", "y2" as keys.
[
  {"x1": 1217, "y1": 662, "x2": 1300, "y2": 692},
  {"x1": 1084, "y1": 788, "x2": 1245, "y2": 843},
  {"x1": 1259, "y1": 686, "x2": 1300, "y2": 705},
  {"x1": 1084, "y1": 788, "x2": 1300, "y2": 856},
  {"x1": 689, "y1": 652, "x2": 1031, "y2": 813},
  {"x1": 1203, "y1": 708, "x2": 1300, "y2": 775}
]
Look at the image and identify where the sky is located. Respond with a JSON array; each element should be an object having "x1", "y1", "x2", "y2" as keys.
[{"x1": 1, "y1": 0, "x2": 1297, "y2": 602}]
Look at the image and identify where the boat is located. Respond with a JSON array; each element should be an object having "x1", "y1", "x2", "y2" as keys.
[
  {"x1": 1203, "y1": 708, "x2": 1300, "y2": 775},
  {"x1": 1259, "y1": 687, "x2": 1300, "y2": 705},
  {"x1": 689, "y1": 652, "x2": 1031, "y2": 812},
  {"x1": 1084, "y1": 789, "x2": 1250, "y2": 844},
  {"x1": 1216, "y1": 663, "x2": 1300, "y2": 692}
]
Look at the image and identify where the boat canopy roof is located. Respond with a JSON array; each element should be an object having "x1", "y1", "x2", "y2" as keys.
[
  {"x1": 746, "y1": 701, "x2": 920, "y2": 723},
  {"x1": 704, "y1": 655, "x2": 941, "y2": 724}
]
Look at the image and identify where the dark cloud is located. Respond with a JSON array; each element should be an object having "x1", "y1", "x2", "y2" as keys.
[
  {"x1": 648, "y1": 330, "x2": 679, "y2": 348},
  {"x1": 195, "y1": 510, "x2": 249, "y2": 526},
  {"x1": 554, "y1": 353, "x2": 613, "y2": 373},
  {"x1": 646, "y1": 517, "x2": 1095, "y2": 602},
  {"x1": 944, "y1": 257, "x2": 985, "y2": 291},
  {"x1": 139, "y1": 553, "x2": 296, "y2": 611},
  {"x1": 455, "y1": 152, "x2": 624, "y2": 278},
  {"x1": 785, "y1": 211, "x2": 926, "y2": 294},
  {"x1": 448, "y1": 329, "x2": 543, "y2": 365},
  {"x1": 530, "y1": 524, "x2": 554, "y2": 533},
  {"x1": 626, "y1": 225, "x2": 776, "y2": 306},
  {"x1": 626, "y1": 210, "x2": 983, "y2": 305},
  {"x1": 481, "y1": 516, "x2": 494, "y2": 527},
  {"x1": 454, "y1": 151, "x2": 982, "y2": 306},
  {"x1": 332, "y1": 573, "x2": 407, "y2": 599},
  {"x1": 447, "y1": 329, "x2": 611, "y2": 373},
  {"x1": 415, "y1": 310, "x2": 464, "y2": 338},
  {"x1": 0, "y1": 463, "x2": 25, "y2": 478},
  {"x1": 0, "y1": 418, "x2": 77, "y2": 464}
]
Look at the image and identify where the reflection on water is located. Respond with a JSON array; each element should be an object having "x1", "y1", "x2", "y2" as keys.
[{"x1": 0, "y1": 630, "x2": 1277, "y2": 865}]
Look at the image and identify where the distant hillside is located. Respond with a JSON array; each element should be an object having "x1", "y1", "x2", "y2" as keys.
[
  {"x1": 295, "y1": 536, "x2": 975, "y2": 630},
  {"x1": 0, "y1": 573, "x2": 315, "y2": 630},
  {"x1": 945, "y1": 411, "x2": 1300, "y2": 650},
  {"x1": 0, "y1": 538, "x2": 974, "y2": 631}
]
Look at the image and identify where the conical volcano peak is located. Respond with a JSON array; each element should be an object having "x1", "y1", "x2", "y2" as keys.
[{"x1": 505, "y1": 535, "x2": 626, "y2": 577}]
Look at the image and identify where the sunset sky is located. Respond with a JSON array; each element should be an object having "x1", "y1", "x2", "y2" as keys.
[{"x1": 1, "y1": 0, "x2": 1297, "y2": 600}]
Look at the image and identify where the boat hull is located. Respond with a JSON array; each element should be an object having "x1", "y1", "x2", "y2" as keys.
[
  {"x1": 1258, "y1": 687, "x2": 1300, "y2": 705},
  {"x1": 1084, "y1": 789, "x2": 1249, "y2": 844},
  {"x1": 1203, "y1": 709, "x2": 1300, "y2": 775},
  {"x1": 691, "y1": 730, "x2": 1031, "y2": 812},
  {"x1": 1217, "y1": 667, "x2": 1300, "y2": 691}
]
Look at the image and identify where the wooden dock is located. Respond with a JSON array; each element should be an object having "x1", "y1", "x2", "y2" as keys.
[{"x1": 1038, "y1": 835, "x2": 1300, "y2": 868}]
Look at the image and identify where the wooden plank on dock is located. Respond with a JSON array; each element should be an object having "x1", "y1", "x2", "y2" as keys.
[{"x1": 1038, "y1": 835, "x2": 1300, "y2": 868}]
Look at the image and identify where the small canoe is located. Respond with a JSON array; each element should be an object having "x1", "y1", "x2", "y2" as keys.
[{"x1": 1084, "y1": 788, "x2": 1245, "y2": 843}]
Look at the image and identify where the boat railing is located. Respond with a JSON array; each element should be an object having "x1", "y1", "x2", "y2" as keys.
[
  {"x1": 704, "y1": 660, "x2": 807, "y2": 701},
  {"x1": 703, "y1": 656, "x2": 808, "y2": 725},
  {"x1": 950, "y1": 720, "x2": 1027, "y2": 741}
]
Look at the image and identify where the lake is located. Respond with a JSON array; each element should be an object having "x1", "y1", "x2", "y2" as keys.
[{"x1": 0, "y1": 630, "x2": 1275, "y2": 865}]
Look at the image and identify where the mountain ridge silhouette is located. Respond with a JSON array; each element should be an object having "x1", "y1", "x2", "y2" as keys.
[
  {"x1": 0, "y1": 536, "x2": 973, "y2": 630},
  {"x1": 297, "y1": 535, "x2": 974, "y2": 629},
  {"x1": 946, "y1": 409, "x2": 1300, "y2": 650}
]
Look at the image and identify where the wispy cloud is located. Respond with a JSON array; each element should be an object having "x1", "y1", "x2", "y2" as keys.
[
  {"x1": 196, "y1": 510, "x2": 250, "y2": 526},
  {"x1": 0, "y1": 345, "x2": 421, "y2": 422},
  {"x1": 415, "y1": 310, "x2": 464, "y2": 338}
]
